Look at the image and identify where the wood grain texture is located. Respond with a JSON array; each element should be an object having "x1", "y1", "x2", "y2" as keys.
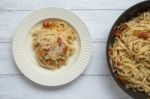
[
  {"x1": 0, "y1": 0, "x2": 142, "y2": 10},
  {"x1": 0, "y1": 75, "x2": 132, "y2": 99},
  {"x1": 0, "y1": 10, "x2": 123, "y2": 42}
]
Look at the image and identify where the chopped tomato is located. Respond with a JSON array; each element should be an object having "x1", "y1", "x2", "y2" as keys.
[
  {"x1": 133, "y1": 30, "x2": 149, "y2": 40},
  {"x1": 113, "y1": 24, "x2": 128, "y2": 37},
  {"x1": 113, "y1": 30, "x2": 122, "y2": 38},
  {"x1": 108, "y1": 48, "x2": 113, "y2": 55},
  {"x1": 115, "y1": 61, "x2": 121, "y2": 67},
  {"x1": 118, "y1": 75, "x2": 127, "y2": 84},
  {"x1": 138, "y1": 32, "x2": 148, "y2": 40},
  {"x1": 63, "y1": 47, "x2": 68, "y2": 54},
  {"x1": 116, "y1": 61, "x2": 121, "y2": 66},
  {"x1": 118, "y1": 75, "x2": 125, "y2": 82},
  {"x1": 43, "y1": 21, "x2": 52, "y2": 28}
]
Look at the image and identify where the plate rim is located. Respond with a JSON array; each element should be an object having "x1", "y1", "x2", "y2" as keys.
[{"x1": 12, "y1": 7, "x2": 91, "y2": 86}]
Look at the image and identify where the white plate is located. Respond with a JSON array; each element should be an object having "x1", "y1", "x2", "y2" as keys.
[{"x1": 12, "y1": 8, "x2": 91, "y2": 86}]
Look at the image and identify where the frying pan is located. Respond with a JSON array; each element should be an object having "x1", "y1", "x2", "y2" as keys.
[{"x1": 106, "y1": 1, "x2": 150, "y2": 99}]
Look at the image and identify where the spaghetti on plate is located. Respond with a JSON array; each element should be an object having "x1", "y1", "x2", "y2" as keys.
[{"x1": 32, "y1": 20, "x2": 76, "y2": 70}]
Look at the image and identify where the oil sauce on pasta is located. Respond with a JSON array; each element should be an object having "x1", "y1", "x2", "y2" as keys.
[{"x1": 109, "y1": 11, "x2": 150, "y2": 93}]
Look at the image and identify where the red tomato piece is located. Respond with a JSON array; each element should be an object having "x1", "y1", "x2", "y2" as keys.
[{"x1": 43, "y1": 21, "x2": 51, "y2": 28}]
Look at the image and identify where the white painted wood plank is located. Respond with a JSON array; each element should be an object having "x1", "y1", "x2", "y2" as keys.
[
  {"x1": 0, "y1": 0, "x2": 142, "y2": 10},
  {"x1": 0, "y1": 43, "x2": 20, "y2": 74},
  {"x1": 0, "y1": 11, "x2": 31, "y2": 42},
  {"x1": 0, "y1": 1, "x2": 141, "y2": 99},
  {"x1": 0, "y1": 75, "x2": 132, "y2": 99},
  {"x1": 0, "y1": 10, "x2": 123, "y2": 42},
  {"x1": 73, "y1": 10, "x2": 123, "y2": 43},
  {"x1": 0, "y1": 42, "x2": 109, "y2": 75}
]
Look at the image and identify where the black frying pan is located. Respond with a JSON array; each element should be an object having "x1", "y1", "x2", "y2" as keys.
[{"x1": 106, "y1": 1, "x2": 150, "y2": 99}]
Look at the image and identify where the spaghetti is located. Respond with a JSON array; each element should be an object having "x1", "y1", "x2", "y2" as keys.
[
  {"x1": 32, "y1": 20, "x2": 76, "y2": 70},
  {"x1": 109, "y1": 11, "x2": 150, "y2": 93}
]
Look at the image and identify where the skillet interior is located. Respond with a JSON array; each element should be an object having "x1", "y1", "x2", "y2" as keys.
[{"x1": 106, "y1": 1, "x2": 150, "y2": 99}]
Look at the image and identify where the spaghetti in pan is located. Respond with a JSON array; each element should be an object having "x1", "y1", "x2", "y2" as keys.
[{"x1": 109, "y1": 11, "x2": 150, "y2": 93}]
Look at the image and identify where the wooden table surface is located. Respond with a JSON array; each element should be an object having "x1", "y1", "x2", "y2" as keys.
[{"x1": 0, "y1": 0, "x2": 143, "y2": 99}]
